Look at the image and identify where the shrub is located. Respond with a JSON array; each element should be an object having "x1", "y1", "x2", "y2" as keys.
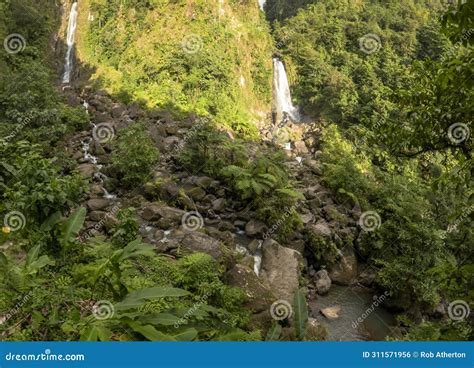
[{"x1": 111, "y1": 123, "x2": 159, "y2": 188}]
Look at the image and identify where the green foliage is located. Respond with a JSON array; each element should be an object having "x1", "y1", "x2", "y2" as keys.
[
  {"x1": 179, "y1": 121, "x2": 302, "y2": 240},
  {"x1": 265, "y1": 322, "x2": 282, "y2": 341},
  {"x1": 110, "y1": 208, "x2": 140, "y2": 246},
  {"x1": 0, "y1": 141, "x2": 87, "y2": 223},
  {"x1": 111, "y1": 123, "x2": 159, "y2": 188},
  {"x1": 293, "y1": 289, "x2": 308, "y2": 341},
  {"x1": 79, "y1": 0, "x2": 273, "y2": 134}
]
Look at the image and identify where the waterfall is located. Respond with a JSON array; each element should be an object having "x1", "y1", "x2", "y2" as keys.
[
  {"x1": 258, "y1": 0, "x2": 266, "y2": 11},
  {"x1": 62, "y1": 2, "x2": 78, "y2": 84},
  {"x1": 272, "y1": 58, "x2": 300, "y2": 123}
]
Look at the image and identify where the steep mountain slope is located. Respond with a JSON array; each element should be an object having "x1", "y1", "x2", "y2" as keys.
[{"x1": 75, "y1": 0, "x2": 274, "y2": 135}]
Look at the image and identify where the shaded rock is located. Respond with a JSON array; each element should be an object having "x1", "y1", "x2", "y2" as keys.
[
  {"x1": 309, "y1": 221, "x2": 332, "y2": 238},
  {"x1": 195, "y1": 176, "x2": 213, "y2": 189},
  {"x1": 94, "y1": 112, "x2": 111, "y2": 123},
  {"x1": 185, "y1": 186, "x2": 206, "y2": 201},
  {"x1": 329, "y1": 246, "x2": 358, "y2": 285},
  {"x1": 77, "y1": 163, "x2": 95, "y2": 177},
  {"x1": 303, "y1": 159, "x2": 322, "y2": 175},
  {"x1": 358, "y1": 267, "x2": 376, "y2": 287},
  {"x1": 87, "y1": 198, "x2": 110, "y2": 211},
  {"x1": 314, "y1": 269, "x2": 332, "y2": 295},
  {"x1": 212, "y1": 198, "x2": 226, "y2": 212},
  {"x1": 261, "y1": 239, "x2": 302, "y2": 301},
  {"x1": 300, "y1": 213, "x2": 314, "y2": 225},
  {"x1": 88, "y1": 211, "x2": 106, "y2": 222},
  {"x1": 294, "y1": 141, "x2": 309, "y2": 154},
  {"x1": 141, "y1": 204, "x2": 185, "y2": 223},
  {"x1": 180, "y1": 232, "x2": 224, "y2": 260},
  {"x1": 226, "y1": 264, "x2": 274, "y2": 313},
  {"x1": 111, "y1": 103, "x2": 125, "y2": 118},
  {"x1": 247, "y1": 239, "x2": 260, "y2": 254},
  {"x1": 320, "y1": 306, "x2": 341, "y2": 320},
  {"x1": 245, "y1": 219, "x2": 266, "y2": 237},
  {"x1": 284, "y1": 239, "x2": 305, "y2": 255}
]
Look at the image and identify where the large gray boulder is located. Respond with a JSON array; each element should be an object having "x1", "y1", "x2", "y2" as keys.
[
  {"x1": 260, "y1": 239, "x2": 302, "y2": 302},
  {"x1": 329, "y1": 246, "x2": 358, "y2": 285},
  {"x1": 141, "y1": 204, "x2": 185, "y2": 223},
  {"x1": 314, "y1": 269, "x2": 332, "y2": 295},
  {"x1": 226, "y1": 264, "x2": 274, "y2": 313},
  {"x1": 180, "y1": 232, "x2": 224, "y2": 260}
]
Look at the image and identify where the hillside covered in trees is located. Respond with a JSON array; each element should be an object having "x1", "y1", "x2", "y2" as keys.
[{"x1": 0, "y1": 0, "x2": 472, "y2": 342}]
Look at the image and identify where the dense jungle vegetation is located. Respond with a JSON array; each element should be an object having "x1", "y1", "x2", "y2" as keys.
[{"x1": 0, "y1": 0, "x2": 472, "y2": 342}]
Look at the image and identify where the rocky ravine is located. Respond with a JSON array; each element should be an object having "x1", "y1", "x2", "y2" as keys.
[{"x1": 62, "y1": 87, "x2": 369, "y2": 340}]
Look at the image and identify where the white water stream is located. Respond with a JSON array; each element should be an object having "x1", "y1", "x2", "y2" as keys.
[
  {"x1": 258, "y1": 0, "x2": 266, "y2": 12},
  {"x1": 272, "y1": 58, "x2": 300, "y2": 123},
  {"x1": 62, "y1": 2, "x2": 78, "y2": 84}
]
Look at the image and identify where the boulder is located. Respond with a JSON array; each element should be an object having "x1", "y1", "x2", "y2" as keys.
[
  {"x1": 195, "y1": 176, "x2": 213, "y2": 189},
  {"x1": 314, "y1": 269, "x2": 332, "y2": 295},
  {"x1": 320, "y1": 306, "x2": 341, "y2": 320},
  {"x1": 185, "y1": 186, "x2": 206, "y2": 201},
  {"x1": 180, "y1": 232, "x2": 224, "y2": 260},
  {"x1": 245, "y1": 219, "x2": 266, "y2": 237},
  {"x1": 77, "y1": 163, "x2": 95, "y2": 177},
  {"x1": 308, "y1": 221, "x2": 332, "y2": 238},
  {"x1": 212, "y1": 198, "x2": 226, "y2": 212},
  {"x1": 303, "y1": 159, "x2": 322, "y2": 175},
  {"x1": 260, "y1": 239, "x2": 302, "y2": 301},
  {"x1": 87, "y1": 198, "x2": 110, "y2": 211},
  {"x1": 285, "y1": 239, "x2": 305, "y2": 255},
  {"x1": 111, "y1": 103, "x2": 125, "y2": 118},
  {"x1": 294, "y1": 140, "x2": 309, "y2": 154},
  {"x1": 247, "y1": 239, "x2": 261, "y2": 254},
  {"x1": 226, "y1": 264, "x2": 274, "y2": 313},
  {"x1": 329, "y1": 246, "x2": 358, "y2": 285},
  {"x1": 141, "y1": 204, "x2": 185, "y2": 223},
  {"x1": 88, "y1": 211, "x2": 106, "y2": 222}
]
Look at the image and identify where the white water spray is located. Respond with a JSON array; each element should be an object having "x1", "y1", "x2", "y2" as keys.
[
  {"x1": 272, "y1": 58, "x2": 300, "y2": 123},
  {"x1": 258, "y1": 0, "x2": 266, "y2": 12},
  {"x1": 62, "y1": 2, "x2": 78, "y2": 84}
]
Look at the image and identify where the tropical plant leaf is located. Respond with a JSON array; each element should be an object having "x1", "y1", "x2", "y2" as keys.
[
  {"x1": 61, "y1": 207, "x2": 86, "y2": 246},
  {"x1": 293, "y1": 288, "x2": 308, "y2": 341},
  {"x1": 265, "y1": 322, "x2": 282, "y2": 341},
  {"x1": 172, "y1": 328, "x2": 198, "y2": 341},
  {"x1": 126, "y1": 321, "x2": 175, "y2": 341}
]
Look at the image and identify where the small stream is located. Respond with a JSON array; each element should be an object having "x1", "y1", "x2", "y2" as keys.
[{"x1": 310, "y1": 285, "x2": 395, "y2": 341}]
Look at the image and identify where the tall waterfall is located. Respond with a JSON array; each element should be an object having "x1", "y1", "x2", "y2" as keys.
[
  {"x1": 258, "y1": 0, "x2": 266, "y2": 11},
  {"x1": 62, "y1": 2, "x2": 78, "y2": 84},
  {"x1": 272, "y1": 58, "x2": 300, "y2": 123}
]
